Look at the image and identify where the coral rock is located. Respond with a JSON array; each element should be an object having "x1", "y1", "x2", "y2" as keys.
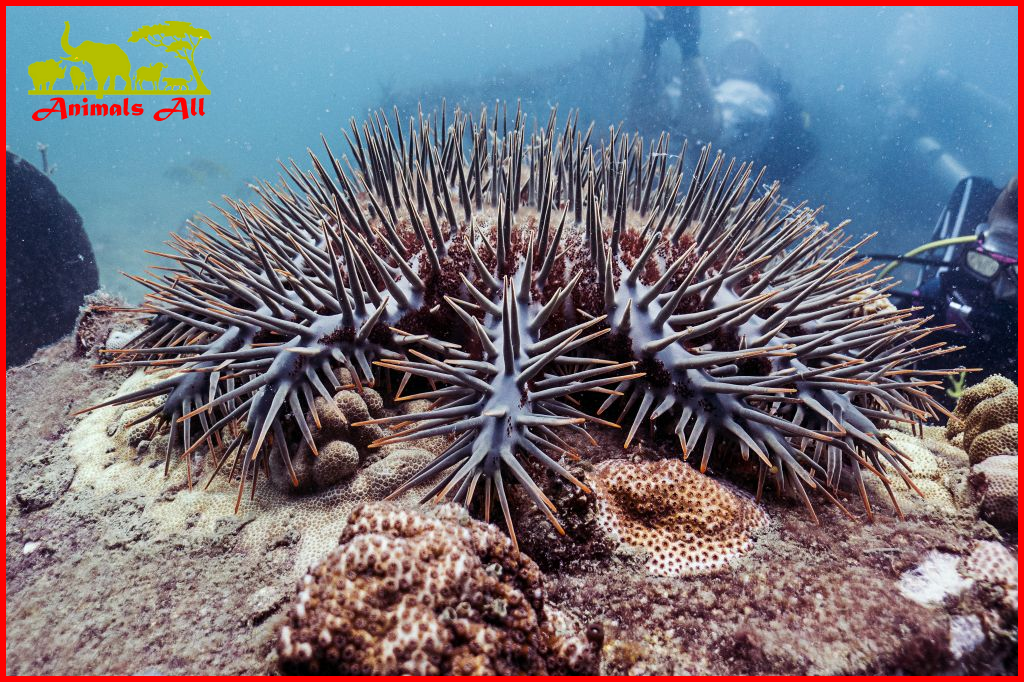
[
  {"x1": 310, "y1": 396, "x2": 347, "y2": 439},
  {"x1": 961, "y1": 540, "x2": 1018, "y2": 612},
  {"x1": 878, "y1": 428, "x2": 969, "y2": 516},
  {"x1": 968, "y1": 454, "x2": 1018, "y2": 529},
  {"x1": 334, "y1": 390, "x2": 371, "y2": 424},
  {"x1": 847, "y1": 286, "x2": 898, "y2": 317},
  {"x1": 73, "y1": 291, "x2": 139, "y2": 358},
  {"x1": 277, "y1": 502, "x2": 599, "y2": 675},
  {"x1": 947, "y1": 375, "x2": 1017, "y2": 461},
  {"x1": 967, "y1": 423, "x2": 1018, "y2": 466},
  {"x1": 591, "y1": 458, "x2": 767, "y2": 577},
  {"x1": 311, "y1": 440, "x2": 360, "y2": 488},
  {"x1": 545, "y1": 607, "x2": 604, "y2": 675},
  {"x1": 346, "y1": 448, "x2": 437, "y2": 502}
]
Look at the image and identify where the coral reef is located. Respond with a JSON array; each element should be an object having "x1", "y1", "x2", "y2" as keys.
[
  {"x1": 940, "y1": 375, "x2": 1019, "y2": 529},
  {"x1": 5, "y1": 336, "x2": 1016, "y2": 675},
  {"x1": 276, "y1": 502, "x2": 599, "y2": 675},
  {"x1": 591, "y1": 457, "x2": 767, "y2": 576},
  {"x1": 875, "y1": 376, "x2": 1019, "y2": 532},
  {"x1": 79, "y1": 103, "x2": 956, "y2": 543},
  {"x1": 875, "y1": 427, "x2": 968, "y2": 516}
]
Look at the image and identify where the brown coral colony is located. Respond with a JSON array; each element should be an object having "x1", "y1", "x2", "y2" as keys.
[
  {"x1": 82, "y1": 101, "x2": 958, "y2": 544},
  {"x1": 277, "y1": 503, "x2": 600, "y2": 674}
]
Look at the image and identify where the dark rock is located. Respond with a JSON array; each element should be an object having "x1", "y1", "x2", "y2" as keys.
[{"x1": 6, "y1": 151, "x2": 99, "y2": 367}]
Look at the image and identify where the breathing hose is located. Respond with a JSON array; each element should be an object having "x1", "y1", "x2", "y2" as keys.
[{"x1": 877, "y1": 235, "x2": 978, "y2": 279}]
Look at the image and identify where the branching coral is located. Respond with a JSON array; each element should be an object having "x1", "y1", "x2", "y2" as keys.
[{"x1": 81, "y1": 102, "x2": 954, "y2": 542}]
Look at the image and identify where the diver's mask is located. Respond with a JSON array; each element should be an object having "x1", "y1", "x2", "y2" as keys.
[{"x1": 961, "y1": 227, "x2": 1018, "y2": 301}]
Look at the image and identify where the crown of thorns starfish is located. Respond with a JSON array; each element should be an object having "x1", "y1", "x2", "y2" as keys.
[{"x1": 81, "y1": 102, "x2": 958, "y2": 546}]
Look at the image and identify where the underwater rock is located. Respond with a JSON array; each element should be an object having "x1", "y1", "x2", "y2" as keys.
[
  {"x1": 72, "y1": 291, "x2": 143, "y2": 358},
  {"x1": 510, "y1": 463, "x2": 613, "y2": 572},
  {"x1": 6, "y1": 151, "x2": 99, "y2": 367},
  {"x1": 591, "y1": 458, "x2": 768, "y2": 577},
  {"x1": 276, "y1": 502, "x2": 600, "y2": 675}
]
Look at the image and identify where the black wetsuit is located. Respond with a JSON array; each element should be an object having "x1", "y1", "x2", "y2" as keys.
[
  {"x1": 913, "y1": 177, "x2": 1018, "y2": 386},
  {"x1": 640, "y1": 6, "x2": 702, "y2": 64},
  {"x1": 635, "y1": 6, "x2": 702, "y2": 100}
]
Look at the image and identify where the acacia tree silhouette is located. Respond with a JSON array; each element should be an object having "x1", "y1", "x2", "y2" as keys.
[{"x1": 128, "y1": 21, "x2": 211, "y2": 94}]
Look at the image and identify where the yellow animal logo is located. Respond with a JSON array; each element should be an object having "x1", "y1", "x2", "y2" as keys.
[
  {"x1": 134, "y1": 62, "x2": 167, "y2": 90},
  {"x1": 28, "y1": 59, "x2": 65, "y2": 92},
  {"x1": 28, "y1": 20, "x2": 211, "y2": 98}
]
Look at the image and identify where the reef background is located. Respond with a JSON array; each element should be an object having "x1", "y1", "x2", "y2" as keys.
[{"x1": 5, "y1": 7, "x2": 1018, "y2": 301}]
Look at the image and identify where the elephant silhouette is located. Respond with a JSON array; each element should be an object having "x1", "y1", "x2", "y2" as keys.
[
  {"x1": 134, "y1": 62, "x2": 167, "y2": 91},
  {"x1": 28, "y1": 59, "x2": 66, "y2": 92},
  {"x1": 60, "y1": 21, "x2": 131, "y2": 97},
  {"x1": 161, "y1": 72, "x2": 193, "y2": 92},
  {"x1": 68, "y1": 64, "x2": 89, "y2": 92}
]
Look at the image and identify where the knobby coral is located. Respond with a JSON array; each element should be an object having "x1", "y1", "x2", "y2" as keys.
[
  {"x1": 81, "y1": 102, "x2": 955, "y2": 544},
  {"x1": 277, "y1": 502, "x2": 600, "y2": 675},
  {"x1": 946, "y1": 374, "x2": 1018, "y2": 465}
]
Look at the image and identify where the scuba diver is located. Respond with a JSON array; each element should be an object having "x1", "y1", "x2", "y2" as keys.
[
  {"x1": 630, "y1": 6, "x2": 817, "y2": 182},
  {"x1": 874, "y1": 67, "x2": 1016, "y2": 236},
  {"x1": 878, "y1": 176, "x2": 1018, "y2": 393}
]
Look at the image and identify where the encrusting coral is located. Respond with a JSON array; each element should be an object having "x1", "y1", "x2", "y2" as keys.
[
  {"x1": 79, "y1": 102, "x2": 958, "y2": 544},
  {"x1": 875, "y1": 427, "x2": 966, "y2": 516},
  {"x1": 276, "y1": 502, "x2": 600, "y2": 675},
  {"x1": 591, "y1": 458, "x2": 767, "y2": 576}
]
